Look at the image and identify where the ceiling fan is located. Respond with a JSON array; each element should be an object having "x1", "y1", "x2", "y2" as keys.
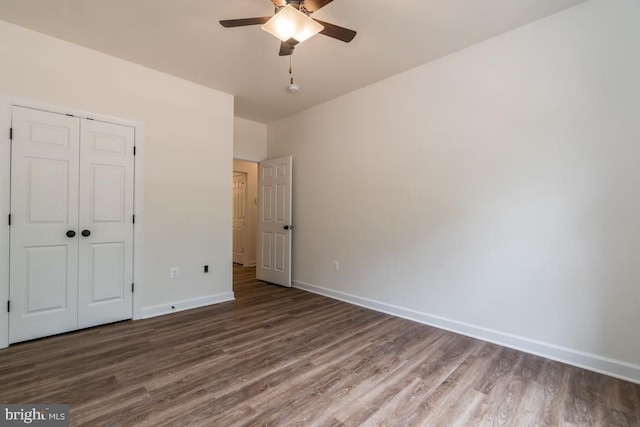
[{"x1": 220, "y1": 0, "x2": 357, "y2": 56}]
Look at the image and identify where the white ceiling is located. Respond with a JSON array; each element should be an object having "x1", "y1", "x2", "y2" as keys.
[{"x1": 0, "y1": 0, "x2": 587, "y2": 123}]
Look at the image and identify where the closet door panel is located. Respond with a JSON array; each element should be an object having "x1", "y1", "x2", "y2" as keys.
[
  {"x1": 77, "y1": 119, "x2": 134, "y2": 328},
  {"x1": 9, "y1": 107, "x2": 80, "y2": 343}
]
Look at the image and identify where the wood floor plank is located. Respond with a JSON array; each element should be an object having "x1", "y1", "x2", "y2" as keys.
[
  {"x1": 420, "y1": 346, "x2": 496, "y2": 425},
  {"x1": 0, "y1": 264, "x2": 638, "y2": 426}
]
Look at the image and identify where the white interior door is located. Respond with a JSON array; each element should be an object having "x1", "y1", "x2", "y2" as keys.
[
  {"x1": 77, "y1": 119, "x2": 134, "y2": 329},
  {"x1": 9, "y1": 107, "x2": 80, "y2": 343},
  {"x1": 232, "y1": 172, "x2": 246, "y2": 264},
  {"x1": 9, "y1": 106, "x2": 135, "y2": 343},
  {"x1": 257, "y1": 156, "x2": 292, "y2": 287}
]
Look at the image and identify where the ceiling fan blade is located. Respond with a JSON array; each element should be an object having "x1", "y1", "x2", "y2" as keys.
[
  {"x1": 279, "y1": 42, "x2": 294, "y2": 56},
  {"x1": 303, "y1": 0, "x2": 335, "y2": 12},
  {"x1": 313, "y1": 19, "x2": 357, "y2": 43},
  {"x1": 219, "y1": 17, "x2": 271, "y2": 28}
]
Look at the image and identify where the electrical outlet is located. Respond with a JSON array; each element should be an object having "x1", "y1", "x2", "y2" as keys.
[
  {"x1": 170, "y1": 267, "x2": 179, "y2": 279},
  {"x1": 332, "y1": 260, "x2": 340, "y2": 271}
]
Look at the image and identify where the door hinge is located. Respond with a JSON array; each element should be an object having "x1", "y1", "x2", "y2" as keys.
[
  {"x1": 133, "y1": 146, "x2": 136, "y2": 156},
  {"x1": 7, "y1": 301, "x2": 10, "y2": 313},
  {"x1": 9, "y1": 127, "x2": 12, "y2": 140},
  {"x1": 131, "y1": 283, "x2": 135, "y2": 293},
  {"x1": 132, "y1": 214, "x2": 135, "y2": 224},
  {"x1": 7, "y1": 214, "x2": 11, "y2": 226}
]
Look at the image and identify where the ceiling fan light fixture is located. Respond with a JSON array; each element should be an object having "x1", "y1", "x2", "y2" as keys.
[{"x1": 261, "y1": 5, "x2": 324, "y2": 44}]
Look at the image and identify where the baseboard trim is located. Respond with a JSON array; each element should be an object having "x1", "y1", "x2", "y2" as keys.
[
  {"x1": 293, "y1": 280, "x2": 640, "y2": 385},
  {"x1": 141, "y1": 292, "x2": 235, "y2": 319}
]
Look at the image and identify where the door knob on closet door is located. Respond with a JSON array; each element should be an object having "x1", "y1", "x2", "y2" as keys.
[
  {"x1": 81, "y1": 230, "x2": 91, "y2": 237},
  {"x1": 66, "y1": 230, "x2": 76, "y2": 238}
]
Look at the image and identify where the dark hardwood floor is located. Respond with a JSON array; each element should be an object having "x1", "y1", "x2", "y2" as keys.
[{"x1": 1, "y1": 265, "x2": 639, "y2": 426}]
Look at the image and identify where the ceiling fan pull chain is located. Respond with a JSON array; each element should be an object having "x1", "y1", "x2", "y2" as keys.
[
  {"x1": 287, "y1": 51, "x2": 299, "y2": 93},
  {"x1": 289, "y1": 55, "x2": 294, "y2": 85}
]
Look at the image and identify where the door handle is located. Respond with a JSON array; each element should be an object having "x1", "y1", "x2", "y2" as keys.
[
  {"x1": 284, "y1": 225, "x2": 293, "y2": 230},
  {"x1": 66, "y1": 230, "x2": 76, "y2": 238},
  {"x1": 81, "y1": 229, "x2": 91, "y2": 237}
]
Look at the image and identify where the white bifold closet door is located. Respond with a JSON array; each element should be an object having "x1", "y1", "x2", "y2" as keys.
[
  {"x1": 77, "y1": 118, "x2": 134, "y2": 329},
  {"x1": 9, "y1": 106, "x2": 134, "y2": 343}
]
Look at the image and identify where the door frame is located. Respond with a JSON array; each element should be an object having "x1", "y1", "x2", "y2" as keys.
[
  {"x1": 0, "y1": 95, "x2": 146, "y2": 349},
  {"x1": 233, "y1": 159, "x2": 259, "y2": 268},
  {"x1": 232, "y1": 171, "x2": 248, "y2": 265}
]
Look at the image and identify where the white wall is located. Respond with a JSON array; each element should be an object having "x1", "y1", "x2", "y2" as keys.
[
  {"x1": 234, "y1": 117, "x2": 267, "y2": 162},
  {"x1": 0, "y1": 19, "x2": 234, "y2": 328},
  {"x1": 268, "y1": 0, "x2": 640, "y2": 383}
]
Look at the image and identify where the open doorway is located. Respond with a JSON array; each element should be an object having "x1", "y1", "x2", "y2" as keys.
[
  {"x1": 233, "y1": 160, "x2": 258, "y2": 267},
  {"x1": 232, "y1": 171, "x2": 247, "y2": 264}
]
